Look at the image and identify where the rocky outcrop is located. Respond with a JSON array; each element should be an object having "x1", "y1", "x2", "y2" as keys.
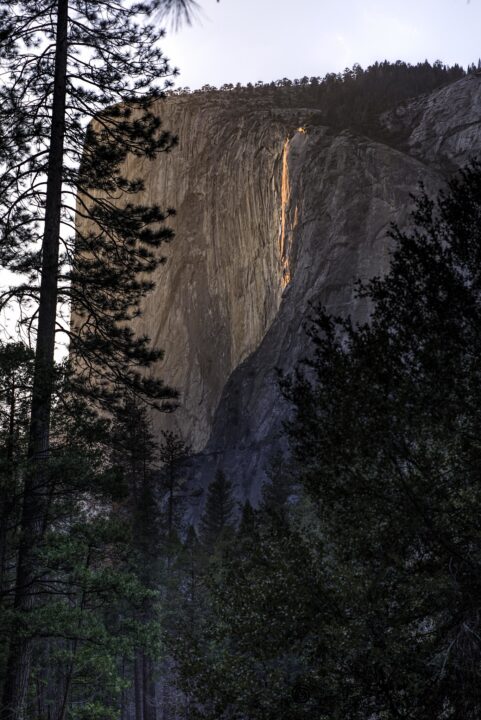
[
  {"x1": 380, "y1": 73, "x2": 481, "y2": 170},
  {"x1": 77, "y1": 75, "x2": 481, "y2": 502}
]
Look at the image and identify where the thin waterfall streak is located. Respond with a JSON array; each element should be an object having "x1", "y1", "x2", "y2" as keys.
[{"x1": 279, "y1": 137, "x2": 291, "y2": 288}]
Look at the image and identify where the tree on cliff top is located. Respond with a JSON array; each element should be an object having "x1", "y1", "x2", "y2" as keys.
[{"x1": 0, "y1": 1, "x2": 197, "y2": 716}]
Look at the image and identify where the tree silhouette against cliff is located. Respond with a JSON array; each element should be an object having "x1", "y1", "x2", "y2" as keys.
[
  {"x1": 110, "y1": 396, "x2": 164, "y2": 720},
  {"x1": 0, "y1": 1, "x2": 197, "y2": 716},
  {"x1": 282, "y1": 161, "x2": 481, "y2": 717},
  {"x1": 168, "y1": 161, "x2": 481, "y2": 720},
  {"x1": 199, "y1": 469, "x2": 236, "y2": 550}
]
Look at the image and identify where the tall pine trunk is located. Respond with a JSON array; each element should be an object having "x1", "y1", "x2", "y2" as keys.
[
  {"x1": 135, "y1": 650, "x2": 144, "y2": 720},
  {"x1": 0, "y1": 375, "x2": 16, "y2": 595},
  {"x1": 1, "y1": 2, "x2": 69, "y2": 716},
  {"x1": 142, "y1": 652, "x2": 156, "y2": 720}
]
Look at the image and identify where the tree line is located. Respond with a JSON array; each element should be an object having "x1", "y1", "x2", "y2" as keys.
[
  {"x1": 168, "y1": 59, "x2": 471, "y2": 134},
  {"x1": 0, "y1": 348, "x2": 240, "y2": 718}
]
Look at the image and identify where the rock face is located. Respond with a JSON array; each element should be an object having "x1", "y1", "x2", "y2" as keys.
[
  {"x1": 125, "y1": 98, "x2": 289, "y2": 453},
  {"x1": 81, "y1": 75, "x2": 481, "y2": 502}
]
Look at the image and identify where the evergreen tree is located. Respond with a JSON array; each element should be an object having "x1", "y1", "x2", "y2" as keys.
[
  {"x1": 199, "y1": 470, "x2": 236, "y2": 550},
  {"x1": 173, "y1": 500, "x2": 330, "y2": 720},
  {"x1": 282, "y1": 161, "x2": 481, "y2": 718},
  {"x1": 0, "y1": 343, "x2": 33, "y2": 597},
  {"x1": 158, "y1": 430, "x2": 192, "y2": 565},
  {"x1": 237, "y1": 498, "x2": 256, "y2": 538},
  {"x1": 204, "y1": 60, "x2": 467, "y2": 140},
  {"x1": 156, "y1": 430, "x2": 199, "y2": 720},
  {"x1": 0, "y1": 362, "x2": 159, "y2": 719},
  {"x1": 111, "y1": 398, "x2": 163, "y2": 720},
  {"x1": 159, "y1": 524, "x2": 206, "y2": 720},
  {"x1": 171, "y1": 162, "x2": 481, "y2": 720},
  {"x1": 0, "y1": 2, "x2": 195, "y2": 714},
  {"x1": 260, "y1": 452, "x2": 294, "y2": 515}
]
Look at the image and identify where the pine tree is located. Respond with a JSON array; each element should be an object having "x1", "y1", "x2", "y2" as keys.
[
  {"x1": 0, "y1": 2, "x2": 196, "y2": 715},
  {"x1": 173, "y1": 498, "x2": 329, "y2": 720},
  {"x1": 283, "y1": 161, "x2": 481, "y2": 718},
  {"x1": 260, "y1": 452, "x2": 294, "y2": 515},
  {"x1": 157, "y1": 524, "x2": 206, "y2": 720},
  {"x1": 237, "y1": 499, "x2": 256, "y2": 538},
  {"x1": 158, "y1": 430, "x2": 192, "y2": 565},
  {"x1": 111, "y1": 397, "x2": 162, "y2": 720},
  {"x1": 0, "y1": 343, "x2": 33, "y2": 596},
  {"x1": 157, "y1": 430, "x2": 199, "y2": 720},
  {"x1": 199, "y1": 470, "x2": 236, "y2": 550},
  {"x1": 0, "y1": 361, "x2": 158, "y2": 719},
  {"x1": 172, "y1": 162, "x2": 481, "y2": 720}
]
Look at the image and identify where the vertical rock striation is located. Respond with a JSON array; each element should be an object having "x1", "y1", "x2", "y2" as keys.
[{"x1": 120, "y1": 97, "x2": 290, "y2": 451}]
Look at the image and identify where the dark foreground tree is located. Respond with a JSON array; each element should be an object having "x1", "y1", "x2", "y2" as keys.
[
  {"x1": 0, "y1": 352, "x2": 163, "y2": 720},
  {"x1": 0, "y1": 343, "x2": 33, "y2": 597},
  {"x1": 199, "y1": 470, "x2": 236, "y2": 550},
  {"x1": 0, "y1": 1, "x2": 197, "y2": 715},
  {"x1": 111, "y1": 397, "x2": 163, "y2": 720},
  {"x1": 158, "y1": 430, "x2": 192, "y2": 566},
  {"x1": 169, "y1": 163, "x2": 481, "y2": 720},
  {"x1": 172, "y1": 494, "x2": 330, "y2": 720},
  {"x1": 283, "y1": 161, "x2": 481, "y2": 718}
]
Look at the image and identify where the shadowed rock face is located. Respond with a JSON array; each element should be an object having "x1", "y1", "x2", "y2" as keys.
[{"x1": 77, "y1": 75, "x2": 481, "y2": 502}]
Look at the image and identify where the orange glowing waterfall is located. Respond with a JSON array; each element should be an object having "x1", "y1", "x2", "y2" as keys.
[{"x1": 279, "y1": 137, "x2": 291, "y2": 288}]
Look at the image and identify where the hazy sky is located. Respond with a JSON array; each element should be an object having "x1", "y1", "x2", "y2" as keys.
[{"x1": 161, "y1": 0, "x2": 481, "y2": 89}]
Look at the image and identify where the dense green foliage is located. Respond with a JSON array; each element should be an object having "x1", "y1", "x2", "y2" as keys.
[
  {"x1": 168, "y1": 163, "x2": 481, "y2": 719},
  {"x1": 0, "y1": 358, "x2": 164, "y2": 718},
  {"x1": 199, "y1": 470, "x2": 236, "y2": 550},
  {"x1": 174, "y1": 506, "x2": 327, "y2": 719},
  {"x1": 0, "y1": 2, "x2": 191, "y2": 715},
  {"x1": 283, "y1": 162, "x2": 481, "y2": 718}
]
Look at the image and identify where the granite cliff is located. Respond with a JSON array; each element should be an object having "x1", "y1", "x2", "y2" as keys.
[{"x1": 77, "y1": 73, "x2": 481, "y2": 503}]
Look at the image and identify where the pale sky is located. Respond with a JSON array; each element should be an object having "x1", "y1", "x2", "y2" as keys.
[{"x1": 162, "y1": 0, "x2": 481, "y2": 89}]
